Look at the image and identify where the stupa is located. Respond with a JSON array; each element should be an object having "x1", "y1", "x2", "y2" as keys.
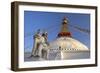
[{"x1": 49, "y1": 17, "x2": 89, "y2": 60}]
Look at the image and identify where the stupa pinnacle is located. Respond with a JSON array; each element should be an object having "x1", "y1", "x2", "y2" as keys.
[{"x1": 58, "y1": 17, "x2": 71, "y2": 37}]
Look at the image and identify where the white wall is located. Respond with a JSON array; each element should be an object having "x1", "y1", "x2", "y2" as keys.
[{"x1": 0, "y1": 0, "x2": 99, "y2": 73}]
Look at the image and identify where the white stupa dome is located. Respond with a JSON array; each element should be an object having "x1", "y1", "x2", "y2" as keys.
[
  {"x1": 48, "y1": 37, "x2": 89, "y2": 60},
  {"x1": 49, "y1": 37, "x2": 89, "y2": 51}
]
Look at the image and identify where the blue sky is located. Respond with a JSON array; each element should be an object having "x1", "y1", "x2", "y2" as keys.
[{"x1": 24, "y1": 11, "x2": 90, "y2": 52}]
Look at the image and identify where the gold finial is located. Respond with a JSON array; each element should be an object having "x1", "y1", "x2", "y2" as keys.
[{"x1": 61, "y1": 17, "x2": 68, "y2": 32}]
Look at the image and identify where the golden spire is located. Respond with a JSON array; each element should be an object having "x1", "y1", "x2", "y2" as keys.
[
  {"x1": 58, "y1": 17, "x2": 71, "y2": 37},
  {"x1": 61, "y1": 17, "x2": 68, "y2": 32}
]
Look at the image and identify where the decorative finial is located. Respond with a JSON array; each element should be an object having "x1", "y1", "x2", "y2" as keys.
[
  {"x1": 63, "y1": 16, "x2": 68, "y2": 24},
  {"x1": 58, "y1": 17, "x2": 71, "y2": 37}
]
